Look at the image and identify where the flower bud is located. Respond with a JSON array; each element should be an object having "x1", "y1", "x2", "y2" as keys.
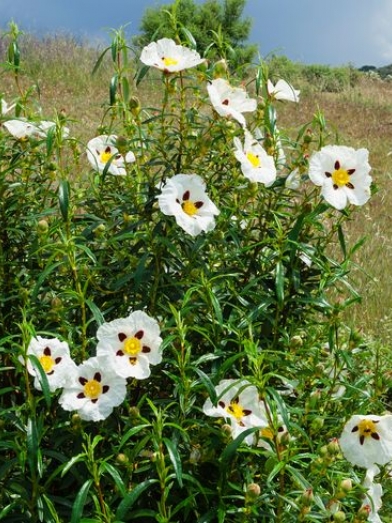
[
  {"x1": 37, "y1": 219, "x2": 49, "y2": 234},
  {"x1": 246, "y1": 483, "x2": 261, "y2": 501},
  {"x1": 356, "y1": 504, "x2": 371, "y2": 520},
  {"x1": 310, "y1": 417, "x2": 324, "y2": 432},
  {"x1": 339, "y1": 479, "x2": 353, "y2": 493},
  {"x1": 301, "y1": 488, "x2": 314, "y2": 506},
  {"x1": 327, "y1": 438, "x2": 340, "y2": 455},
  {"x1": 333, "y1": 511, "x2": 346, "y2": 522},
  {"x1": 116, "y1": 453, "x2": 129, "y2": 465},
  {"x1": 290, "y1": 335, "x2": 303, "y2": 349},
  {"x1": 116, "y1": 135, "x2": 128, "y2": 154},
  {"x1": 129, "y1": 96, "x2": 141, "y2": 116}
]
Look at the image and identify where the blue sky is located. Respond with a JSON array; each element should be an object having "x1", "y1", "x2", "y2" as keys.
[{"x1": 1, "y1": 0, "x2": 391, "y2": 67}]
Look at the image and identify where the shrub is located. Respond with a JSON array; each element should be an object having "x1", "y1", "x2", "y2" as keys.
[{"x1": 0, "y1": 23, "x2": 388, "y2": 523}]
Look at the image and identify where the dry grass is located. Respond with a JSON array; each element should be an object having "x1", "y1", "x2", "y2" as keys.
[{"x1": 1, "y1": 35, "x2": 392, "y2": 342}]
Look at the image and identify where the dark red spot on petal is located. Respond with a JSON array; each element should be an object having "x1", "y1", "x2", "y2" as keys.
[
  {"x1": 333, "y1": 184, "x2": 339, "y2": 190},
  {"x1": 325, "y1": 171, "x2": 332, "y2": 178},
  {"x1": 43, "y1": 347, "x2": 51, "y2": 356},
  {"x1": 142, "y1": 346, "x2": 151, "y2": 353},
  {"x1": 334, "y1": 160, "x2": 340, "y2": 170},
  {"x1": 243, "y1": 409, "x2": 252, "y2": 416},
  {"x1": 102, "y1": 385, "x2": 110, "y2": 394},
  {"x1": 79, "y1": 377, "x2": 88, "y2": 386},
  {"x1": 105, "y1": 146, "x2": 111, "y2": 153},
  {"x1": 91, "y1": 398, "x2": 99, "y2": 404},
  {"x1": 346, "y1": 182, "x2": 354, "y2": 190},
  {"x1": 195, "y1": 201, "x2": 204, "y2": 209},
  {"x1": 371, "y1": 432, "x2": 380, "y2": 441},
  {"x1": 116, "y1": 350, "x2": 124, "y2": 356},
  {"x1": 55, "y1": 357, "x2": 62, "y2": 364},
  {"x1": 77, "y1": 392, "x2": 85, "y2": 399},
  {"x1": 118, "y1": 332, "x2": 127, "y2": 342},
  {"x1": 129, "y1": 357, "x2": 137, "y2": 365},
  {"x1": 359, "y1": 435, "x2": 365, "y2": 445},
  {"x1": 182, "y1": 190, "x2": 190, "y2": 201},
  {"x1": 351, "y1": 425, "x2": 359, "y2": 433},
  {"x1": 222, "y1": 99, "x2": 229, "y2": 105},
  {"x1": 135, "y1": 330, "x2": 144, "y2": 340},
  {"x1": 94, "y1": 372, "x2": 101, "y2": 382},
  {"x1": 218, "y1": 401, "x2": 225, "y2": 408}
]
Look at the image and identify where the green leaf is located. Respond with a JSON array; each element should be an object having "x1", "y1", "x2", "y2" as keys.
[
  {"x1": 121, "y1": 77, "x2": 130, "y2": 104},
  {"x1": 118, "y1": 424, "x2": 151, "y2": 451},
  {"x1": 92, "y1": 47, "x2": 110, "y2": 76},
  {"x1": 70, "y1": 479, "x2": 93, "y2": 523},
  {"x1": 220, "y1": 427, "x2": 260, "y2": 464},
  {"x1": 337, "y1": 224, "x2": 347, "y2": 258},
  {"x1": 163, "y1": 437, "x2": 183, "y2": 487},
  {"x1": 110, "y1": 74, "x2": 118, "y2": 105},
  {"x1": 193, "y1": 368, "x2": 217, "y2": 405},
  {"x1": 85, "y1": 299, "x2": 104, "y2": 327},
  {"x1": 135, "y1": 65, "x2": 150, "y2": 87},
  {"x1": 27, "y1": 354, "x2": 51, "y2": 409},
  {"x1": 116, "y1": 479, "x2": 159, "y2": 519},
  {"x1": 58, "y1": 179, "x2": 70, "y2": 221},
  {"x1": 99, "y1": 461, "x2": 126, "y2": 497},
  {"x1": 275, "y1": 261, "x2": 285, "y2": 306}
]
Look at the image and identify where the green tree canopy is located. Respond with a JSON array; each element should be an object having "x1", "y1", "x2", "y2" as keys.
[{"x1": 133, "y1": 0, "x2": 258, "y2": 69}]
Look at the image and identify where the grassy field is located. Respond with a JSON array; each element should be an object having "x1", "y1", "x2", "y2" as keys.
[{"x1": 2, "y1": 34, "x2": 392, "y2": 344}]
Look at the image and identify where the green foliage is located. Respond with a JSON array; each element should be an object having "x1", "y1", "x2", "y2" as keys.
[
  {"x1": 134, "y1": 0, "x2": 258, "y2": 70},
  {"x1": 0, "y1": 21, "x2": 390, "y2": 523}
]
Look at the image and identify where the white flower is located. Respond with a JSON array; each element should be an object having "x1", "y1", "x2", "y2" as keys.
[
  {"x1": 207, "y1": 78, "x2": 257, "y2": 127},
  {"x1": 203, "y1": 379, "x2": 268, "y2": 445},
  {"x1": 157, "y1": 173, "x2": 219, "y2": 237},
  {"x1": 285, "y1": 168, "x2": 301, "y2": 190},
  {"x1": 308, "y1": 145, "x2": 372, "y2": 210},
  {"x1": 267, "y1": 79, "x2": 300, "y2": 103},
  {"x1": 3, "y1": 119, "x2": 41, "y2": 139},
  {"x1": 37, "y1": 120, "x2": 70, "y2": 138},
  {"x1": 1, "y1": 99, "x2": 16, "y2": 115},
  {"x1": 233, "y1": 130, "x2": 277, "y2": 186},
  {"x1": 59, "y1": 356, "x2": 127, "y2": 421},
  {"x1": 24, "y1": 336, "x2": 77, "y2": 392},
  {"x1": 339, "y1": 414, "x2": 392, "y2": 468},
  {"x1": 361, "y1": 466, "x2": 383, "y2": 523},
  {"x1": 86, "y1": 135, "x2": 136, "y2": 176},
  {"x1": 96, "y1": 310, "x2": 163, "y2": 380},
  {"x1": 140, "y1": 38, "x2": 205, "y2": 72}
]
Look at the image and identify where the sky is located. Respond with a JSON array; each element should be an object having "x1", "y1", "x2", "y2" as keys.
[{"x1": 1, "y1": 0, "x2": 392, "y2": 68}]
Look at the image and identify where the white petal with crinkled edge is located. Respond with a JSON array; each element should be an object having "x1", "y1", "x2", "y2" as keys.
[{"x1": 339, "y1": 414, "x2": 392, "y2": 468}]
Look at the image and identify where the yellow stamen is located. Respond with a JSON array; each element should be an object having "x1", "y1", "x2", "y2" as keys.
[
  {"x1": 124, "y1": 337, "x2": 141, "y2": 356},
  {"x1": 260, "y1": 427, "x2": 274, "y2": 440},
  {"x1": 358, "y1": 419, "x2": 378, "y2": 439},
  {"x1": 163, "y1": 57, "x2": 178, "y2": 67},
  {"x1": 182, "y1": 200, "x2": 198, "y2": 216},
  {"x1": 246, "y1": 152, "x2": 261, "y2": 168},
  {"x1": 227, "y1": 401, "x2": 246, "y2": 421},
  {"x1": 83, "y1": 379, "x2": 102, "y2": 399},
  {"x1": 39, "y1": 355, "x2": 55, "y2": 373},
  {"x1": 100, "y1": 150, "x2": 112, "y2": 163},
  {"x1": 332, "y1": 168, "x2": 350, "y2": 187}
]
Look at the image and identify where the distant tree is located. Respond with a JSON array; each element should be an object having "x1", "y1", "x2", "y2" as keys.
[{"x1": 133, "y1": 0, "x2": 258, "y2": 70}]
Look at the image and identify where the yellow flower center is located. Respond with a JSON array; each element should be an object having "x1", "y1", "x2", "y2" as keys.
[
  {"x1": 83, "y1": 379, "x2": 102, "y2": 399},
  {"x1": 163, "y1": 57, "x2": 178, "y2": 67},
  {"x1": 358, "y1": 419, "x2": 378, "y2": 439},
  {"x1": 332, "y1": 168, "x2": 350, "y2": 187},
  {"x1": 39, "y1": 354, "x2": 55, "y2": 373},
  {"x1": 182, "y1": 200, "x2": 198, "y2": 216},
  {"x1": 100, "y1": 150, "x2": 112, "y2": 163},
  {"x1": 124, "y1": 337, "x2": 141, "y2": 356},
  {"x1": 260, "y1": 427, "x2": 274, "y2": 440},
  {"x1": 246, "y1": 152, "x2": 261, "y2": 168},
  {"x1": 227, "y1": 401, "x2": 246, "y2": 421}
]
